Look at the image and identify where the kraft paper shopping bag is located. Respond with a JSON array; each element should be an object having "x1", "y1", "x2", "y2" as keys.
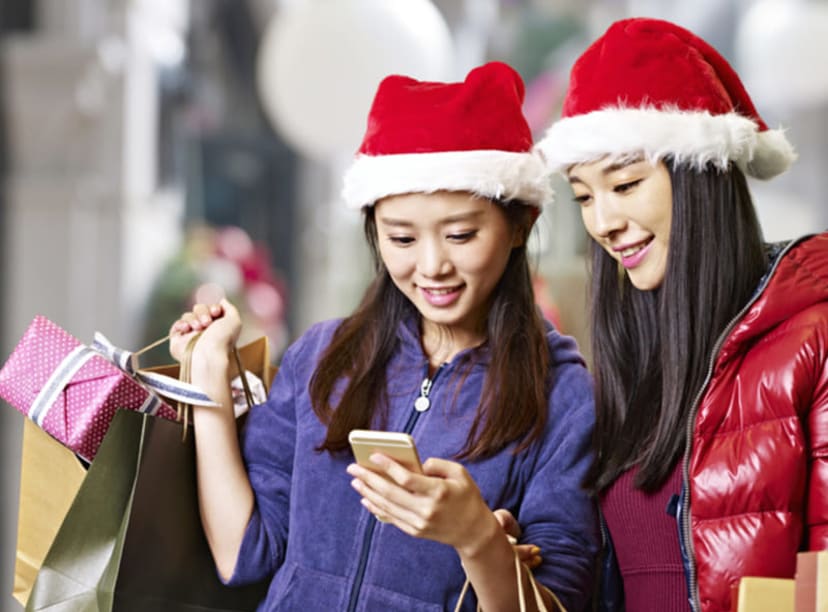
[{"x1": 13, "y1": 419, "x2": 87, "y2": 606}]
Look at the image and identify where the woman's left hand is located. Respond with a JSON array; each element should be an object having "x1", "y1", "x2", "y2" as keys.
[
  {"x1": 346, "y1": 454, "x2": 498, "y2": 555},
  {"x1": 494, "y1": 508, "x2": 542, "y2": 569}
]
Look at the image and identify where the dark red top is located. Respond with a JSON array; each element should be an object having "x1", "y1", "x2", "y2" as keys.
[{"x1": 601, "y1": 462, "x2": 691, "y2": 611}]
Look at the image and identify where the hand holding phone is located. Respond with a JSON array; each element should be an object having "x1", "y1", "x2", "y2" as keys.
[{"x1": 348, "y1": 429, "x2": 423, "y2": 477}]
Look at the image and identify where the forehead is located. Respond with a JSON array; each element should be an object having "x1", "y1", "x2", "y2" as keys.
[
  {"x1": 375, "y1": 191, "x2": 494, "y2": 221},
  {"x1": 567, "y1": 154, "x2": 655, "y2": 180}
]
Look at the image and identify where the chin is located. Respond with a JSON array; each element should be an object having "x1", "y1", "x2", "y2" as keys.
[{"x1": 627, "y1": 273, "x2": 664, "y2": 291}]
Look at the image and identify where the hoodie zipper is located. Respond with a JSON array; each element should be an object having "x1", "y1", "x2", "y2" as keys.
[
  {"x1": 680, "y1": 238, "x2": 800, "y2": 611},
  {"x1": 345, "y1": 364, "x2": 444, "y2": 612}
]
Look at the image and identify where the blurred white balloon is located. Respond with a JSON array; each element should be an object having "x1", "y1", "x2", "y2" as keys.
[
  {"x1": 736, "y1": 0, "x2": 828, "y2": 109},
  {"x1": 257, "y1": 0, "x2": 454, "y2": 160}
]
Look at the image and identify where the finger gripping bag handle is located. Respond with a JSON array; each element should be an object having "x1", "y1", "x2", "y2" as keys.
[
  {"x1": 454, "y1": 551, "x2": 561, "y2": 611},
  {"x1": 170, "y1": 334, "x2": 255, "y2": 439}
]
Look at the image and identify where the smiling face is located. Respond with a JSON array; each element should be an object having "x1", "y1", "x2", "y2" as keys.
[
  {"x1": 374, "y1": 191, "x2": 521, "y2": 351},
  {"x1": 568, "y1": 157, "x2": 673, "y2": 291}
]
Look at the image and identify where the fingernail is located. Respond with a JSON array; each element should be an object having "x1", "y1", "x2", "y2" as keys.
[
  {"x1": 531, "y1": 555, "x2": 542, "y2": 568},
  {"x1": 530, "y1": 546, "x2": 541, "y2": 555}
]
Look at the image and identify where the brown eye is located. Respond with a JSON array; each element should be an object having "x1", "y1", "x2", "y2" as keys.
[
  {"x1": 447, "y1": 231, "x2": 477, "y2": 242},
  {"x1": 614, "y1": 179, "x2": 643, "y2": 194},
  {"x1": 389, "y1": 235, "x2": 414, "y2": 245}
]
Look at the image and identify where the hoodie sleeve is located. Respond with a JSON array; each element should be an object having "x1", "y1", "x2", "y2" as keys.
[
  {"x1": 222, "y1": 341, "x2": 300, "y2": 586},
  {"x1": 518, "y1": 357, "x2": 600, "y2": 612}
]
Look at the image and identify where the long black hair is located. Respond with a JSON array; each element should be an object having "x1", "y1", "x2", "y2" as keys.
[{"x1": 583, "y1": 160, "x2": 767, "y2": 493}]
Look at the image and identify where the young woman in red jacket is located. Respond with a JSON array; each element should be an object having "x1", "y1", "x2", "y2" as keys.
[{"x1": 534, "y1": 17, "x2": 828, "y2": 612}]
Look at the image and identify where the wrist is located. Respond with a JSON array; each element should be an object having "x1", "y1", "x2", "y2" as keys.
[
  {"x1": 190, "y1": 350, "x2": 232, "y2": 383},
  {"x1": 455, "y1": 512, "x2": 510, "y2": 562}
]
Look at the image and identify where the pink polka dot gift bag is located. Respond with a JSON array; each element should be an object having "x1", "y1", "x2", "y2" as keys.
[{"x1": 0, "y1": 315, "x2": 218, "y2": 462}]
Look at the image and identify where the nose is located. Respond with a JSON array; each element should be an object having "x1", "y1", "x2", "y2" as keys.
[
  {"x1": 417, "y1": 238, "x2": 451, "y2": 278},
  {"x1": 589, "y1": 194, "x2": 626, "y2": 239}
]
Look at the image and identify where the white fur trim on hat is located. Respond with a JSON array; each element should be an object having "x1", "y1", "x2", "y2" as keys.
[
  {"x1": 341, "y1": 150, "x2": 552, "y2": 209},
  {"x1": 538, "y1": 107, "x2": 797, "y2": 179}
]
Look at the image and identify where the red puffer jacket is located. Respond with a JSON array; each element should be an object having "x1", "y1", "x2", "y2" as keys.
[{"x1": 683, "y1": 232, "x2": 828, "y2": 611}]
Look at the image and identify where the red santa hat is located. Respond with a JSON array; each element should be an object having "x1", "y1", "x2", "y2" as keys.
[
  {"x1": 342, "y1": 62, "x2": 551, "y2": 209},
  {"x1": 538, "y1": 18, "x2": 797, "y2": 179}
]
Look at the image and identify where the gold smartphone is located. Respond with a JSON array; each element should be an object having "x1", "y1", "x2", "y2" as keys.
[{"x1": 348, "y1": 429, "x2": 423, "y2": 475}]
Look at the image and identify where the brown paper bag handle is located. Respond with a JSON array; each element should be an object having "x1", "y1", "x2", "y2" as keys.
[
  {"x1": 134, "y1": 333, "x2": 254, "y2": 440},
  {"x1": 232, "y1": 345, "x2": 255, "y2": 408},
  {"x1": 454, "y1": 551, "x2": 560, "y2": 612},
  {"x1": 132, "y1": 334, "x2": 170, "y2": 359}
]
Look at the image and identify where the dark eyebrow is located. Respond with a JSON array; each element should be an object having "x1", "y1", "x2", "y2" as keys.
[
  {"x1": 440, "y1": 210, "x2": 486, "y2": 224},
  {"x1": 376, "y1": 217, "x2": 413, "y2": 228},
  {"x1": 602, "y1": 156, "x2": 645, "y2": 175},
  {"x1": 568, "y1": 155, "x2": 646, "y2": 184},
  {"x1": 377, "y1": 209, "x2": 486, "y2": 227}
]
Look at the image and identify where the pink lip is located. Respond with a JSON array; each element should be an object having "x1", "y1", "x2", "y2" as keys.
[
  {"x1": 616, "y1": 239, "x2": 653, "y2": 269},
  {"x1": 419, "y1": 285, "x2": 463, "y2": 307}
]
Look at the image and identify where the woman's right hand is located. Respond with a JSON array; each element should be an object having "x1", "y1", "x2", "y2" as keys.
[
  {"x1": 169, "y1": 298, "x2": 241, "y2": 363},
  {"x1": 170, "y1": 298, "x2": 254, "y2": 581}
]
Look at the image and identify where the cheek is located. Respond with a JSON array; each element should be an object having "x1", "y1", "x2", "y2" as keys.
[
  {"x1": 580, "y1": 208, "x2": 600, "y2": 241},
  {"x1": 378, "y1": 247, "x2": 413, "y2": 281},
  {"x1": 467, "y1": 243, "x2": 512, "y2": 280}
]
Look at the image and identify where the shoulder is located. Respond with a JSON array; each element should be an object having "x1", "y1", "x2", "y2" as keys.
[
  {"x1": 544, "y1": 323, "x2": 590, "y2": 387},
  {"x1": 544, "y1": 324, "x2": 587, "y2": 368},
  {"x1": 730, "y1": 233, "x2": 828, "y2": 351},
  {"x1": 280, "y1": 318, "x2": 345, "y2": 367},
  {"x1": 758, "y1": 233, "x2": 828, "y2": 329},
  {"x1": 776, "y1": 232, "x2": 828, "y2": 279},
  {"x1": 543, "y1": 325, "x2": 595, "y2": 424}
]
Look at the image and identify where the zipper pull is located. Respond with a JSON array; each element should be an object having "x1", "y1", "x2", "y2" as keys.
[{"x1": 414, "y1": 377, "x2": 432, "y2": 412}]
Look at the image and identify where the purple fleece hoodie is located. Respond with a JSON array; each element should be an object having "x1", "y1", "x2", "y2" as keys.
[{"x1": 226, "y1": 316, "x2": 599, "y2": 611}]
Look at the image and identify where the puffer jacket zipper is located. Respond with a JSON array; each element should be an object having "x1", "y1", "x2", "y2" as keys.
[
  {"x1": 345, "y1": 363, "x2": 444, "y2": 612},
  {"x1": 680, "y1": 238, "x2": 801, "y2": 611}
]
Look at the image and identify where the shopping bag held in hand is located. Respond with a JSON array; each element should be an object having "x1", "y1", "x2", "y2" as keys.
[
  {"x1": 454, "y1": 550, "x2": 560, "y2": 612},
  {"x1": 26, "y1": 408, "x2": 270, "y2": 612},
  {"x1": 144, "y1": 335, "x2": 273, "y2": 417}
]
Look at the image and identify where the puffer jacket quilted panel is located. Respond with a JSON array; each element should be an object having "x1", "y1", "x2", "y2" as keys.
[{"x1": 687, "y1": 233, "x2": 828, "y2": 612}]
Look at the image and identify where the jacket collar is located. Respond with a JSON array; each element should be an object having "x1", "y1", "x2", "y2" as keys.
[{"x1": 717, "y1": 232, "x2": 828, "y2": 365}]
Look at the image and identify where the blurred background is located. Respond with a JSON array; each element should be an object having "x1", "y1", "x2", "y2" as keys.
[{"x1": 1, "y1": 0, "x2": 826, "y2": 608}]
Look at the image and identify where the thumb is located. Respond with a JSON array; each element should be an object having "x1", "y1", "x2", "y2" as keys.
[{"x1": 421, "y1": 457, "x2": 465, "y2": 480}]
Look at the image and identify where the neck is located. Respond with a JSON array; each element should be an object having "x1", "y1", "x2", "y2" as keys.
[{"x1": 420, "y1": 320, "x2": 486, "y2": 368}]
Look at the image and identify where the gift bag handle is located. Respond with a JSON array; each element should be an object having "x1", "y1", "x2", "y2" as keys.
[
  {"x1": 454, "y1": 551, "x2": 560, "y2": 612},
  {"x1": 179, "y1": 335, "x2": 256, "y2": 437},
  {"x1": 132, "y1": 334, "x2": 253, "y2": 407},
  {"x1": 135, "y1": 334, "x2": 255, "y2": 439},
  {"x1": 232, "y1": 345, "x2": 255, "y2": 409}
]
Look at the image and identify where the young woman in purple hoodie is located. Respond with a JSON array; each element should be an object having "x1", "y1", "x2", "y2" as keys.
[{"x1": 169, "y1": 62, "x2": 598, "y2": 611}]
